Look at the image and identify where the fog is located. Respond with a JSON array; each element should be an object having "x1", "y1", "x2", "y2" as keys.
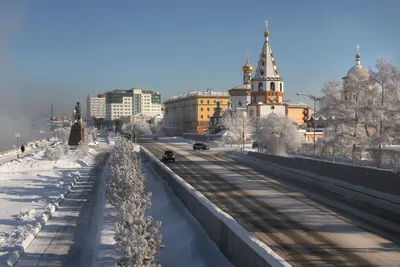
[{"x1": 0, "y1": 2, "x2": 85, "y2": 151}]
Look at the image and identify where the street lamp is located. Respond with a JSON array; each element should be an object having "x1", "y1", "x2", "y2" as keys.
[
  {"x1": 297, "y1": 93, "x2": 319, "y2": 158},
  {"x1": 15, "y1": 133, "x2": 20, "y2": 158}
]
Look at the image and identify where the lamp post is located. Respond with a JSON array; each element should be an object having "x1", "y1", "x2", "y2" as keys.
[
  {"x1": 297, "y1": 93, "x2": 319, "y2": 158},
  {"x1": 15, "y1": 133, "x2": 20, "y2": 158}
]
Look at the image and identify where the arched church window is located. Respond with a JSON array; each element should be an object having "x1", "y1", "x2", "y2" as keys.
[
  {"x1": 280, "y1": 83, "x2": 282, "y2": 91},
  {"x1": 260, "y1": 69, "x2": 264, "y2": 76},
  {"x1": 258, "y1": 82, "x2": 263, "y2": 91},
  {"x1": 270, "y1": 82, "x2": 275, "y2": 91},
  {"x1": 262, "y1": 60, "x2": 265, "y2": 66}
]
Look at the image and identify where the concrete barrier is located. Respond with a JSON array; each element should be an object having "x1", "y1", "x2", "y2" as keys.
[
  {"x1": 248, "y1": 152, "x2": 400, "y2": 196},
  {"x1": 140, "y1": 147, "x2": 290, "y2": 267}
]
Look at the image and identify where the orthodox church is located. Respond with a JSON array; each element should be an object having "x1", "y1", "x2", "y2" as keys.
[{"x1": 228, "y1": 20, "x2": 310, "y2": 125}]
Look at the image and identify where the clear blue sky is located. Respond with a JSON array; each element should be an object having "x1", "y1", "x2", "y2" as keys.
[{"x1": 2, "y1": 0, "x2": 400, "y2": 114}]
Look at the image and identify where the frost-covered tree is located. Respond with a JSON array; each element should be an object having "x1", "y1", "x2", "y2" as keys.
[
  {"x1": 221, "y1": 110, "x2": 254, "y2": 150},
  {"x1": 122, "y1": 121, "x2": 152, "y2": 137},
  {"x1": 318, "y1": 80, "x2": 355, "y2": 158},
  {"x1": 369, "y1": 58, "x2": 400, "y2": 165},
  {"x1": 258, "y1": 114, "x2": 301, "y2": 156},
  {"x1": 105, "y1": 137, "x2": 163, "y2": 265}
]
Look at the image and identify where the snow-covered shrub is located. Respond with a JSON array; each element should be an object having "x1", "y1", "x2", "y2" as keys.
[
  {"x1": 115, "y1": 198, "x2": 162, "y2": 267},
  {"x1": 106, "y1": 137, "x2": 163, "y2": 265},
  {"x1": 54, "y1": 128, "x2": 70, "y2": 143},
  {"x1": 42, "y1": 146, "x2": 64, "y2": 161},
  {"x1": 76, "y1": 141, "x2": 89, "y2": 158}
]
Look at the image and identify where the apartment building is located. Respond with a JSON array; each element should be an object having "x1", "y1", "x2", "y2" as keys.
[
  {"x1": 163, "y1": 89, "x2": 229, "y2": 134},
  {"x1": 86, "y1": 94, "x2": 106, "y2": 119}
]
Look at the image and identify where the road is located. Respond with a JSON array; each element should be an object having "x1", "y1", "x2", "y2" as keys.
[
  {"x1": 139, "y1": 137, "x2": 400, "y2": 267},
  {"x1": 14, "y1": 146, "x2": 111, "y2": 267}
]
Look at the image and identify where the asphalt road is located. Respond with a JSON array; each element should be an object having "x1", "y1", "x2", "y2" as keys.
[
  {"x1": 14, "y1": 147, "x2": 111, "y2": 267},
  {"x1": 139, "y1": 137, "x2": 400, "y2": 267}
]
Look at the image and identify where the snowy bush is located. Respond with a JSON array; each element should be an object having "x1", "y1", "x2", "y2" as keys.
[
  {"x1": 54, "y1": 128, "x2": 70, "y2": 143},
  {"x1": 106, "y1": 137, "x2": 163, "y2": 266},
  {"x1": 42, "y1": 146, "x2": 64, "y2": 161},
  {"x1": 76, "y1": 141, "x2": 89, "y2": 158}
]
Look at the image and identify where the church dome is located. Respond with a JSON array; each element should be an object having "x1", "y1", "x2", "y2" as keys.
[
  {"x1": 344, "y1": 45, "x2": 369, "y2": 78},
  {"x1": 242, "y1": 62, "x2": 253, "y2": 72},
  {"x1": 346, "y1": 64, "x2": 369, "y2": 77}
]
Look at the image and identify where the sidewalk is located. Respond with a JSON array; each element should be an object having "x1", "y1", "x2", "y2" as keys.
[
  {"x1": 0, "y1": 140, "x2": 102, "y2": 266},
  {"x1": 0, "y1": 141, "x2": 53, "y2": 166}
]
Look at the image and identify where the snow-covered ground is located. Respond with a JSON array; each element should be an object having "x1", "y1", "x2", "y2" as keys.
[
  {"x1": 0, "y1": 141, "x2": 98, "y2": 266},
  {"x1": 97, "y1": 138, "x2": 233, "y2": 267}
]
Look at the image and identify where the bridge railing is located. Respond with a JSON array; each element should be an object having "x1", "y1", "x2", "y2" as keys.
[{"x1": 0, "y1": 138, "x2": 48, "y2": 159}]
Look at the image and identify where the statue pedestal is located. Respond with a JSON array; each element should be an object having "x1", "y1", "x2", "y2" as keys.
[{"x1": 68, "y1": 123, "x2": 85, "y2": 146}]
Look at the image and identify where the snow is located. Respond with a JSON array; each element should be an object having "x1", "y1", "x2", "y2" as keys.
[
  {"x1": 96, "y1": 140, "x2": 234, "y2": 267},
  {"x1": 141, "y1": 146, "x2": 290, "y2": 267},
  {"x1": 142, "y1": 161, "x2": 234, "y2": 267},
  {"x1": 0, "y1": 140, "x2": 98, "y2": 266}
]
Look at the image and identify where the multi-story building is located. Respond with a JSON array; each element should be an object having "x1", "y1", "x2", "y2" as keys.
[
  {"x1": 163, "y1": 89, "x2": 229, "y2": 134},
  {"x1": 104, "y1": 88, "x2": 162, "y2": 121},
  {"x1": 105, "y1": 90, "x2": 133, "y2": 121},
  {"x1": 86, "y1": 94, "x2": 106, "y2": 120},
  {"x1": 141, "y1": 90, "x2": 162, "y2": 115}
]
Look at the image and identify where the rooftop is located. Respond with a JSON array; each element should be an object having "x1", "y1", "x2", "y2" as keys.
[{"x1": 165, "y1": 89, "x2": 229, "y2": 102}]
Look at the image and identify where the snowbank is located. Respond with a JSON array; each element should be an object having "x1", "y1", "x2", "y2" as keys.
[{"x1": 0, "y1": 142, "x2": 98, "y2": 266}]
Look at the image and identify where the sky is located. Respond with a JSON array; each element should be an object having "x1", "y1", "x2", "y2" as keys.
[{"x1": 0, "y1": 0, "x2": 399, "y2": 147}]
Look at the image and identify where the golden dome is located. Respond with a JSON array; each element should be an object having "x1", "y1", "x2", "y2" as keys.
[
  {"x1": 242, "y1": 63, "x2": 253, "y2": 72},
  {"x1": 264, "y1": 30, "x2": 270, "y2": 38}
]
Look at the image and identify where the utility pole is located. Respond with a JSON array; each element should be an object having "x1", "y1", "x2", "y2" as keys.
[
  {"x1": 15, "y1": 133, "x2": 20, "y2": 158},
  {"x1": 297, "y1": 93, "x2": 318, "y2": 158},
  {"x1": 378, "y1": 81, "x2": 384, "y2": 168}
]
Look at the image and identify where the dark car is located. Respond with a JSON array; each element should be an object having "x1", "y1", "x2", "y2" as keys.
[
  {"x1": 153, "y1": 136, "x2": 159, "y2": 140},
  {"x1": 161, "y1": 150, "x2": 175, "y2": 161},
  {"x1": 193, "y1": 143, "x2": 210, "y2": 150}
]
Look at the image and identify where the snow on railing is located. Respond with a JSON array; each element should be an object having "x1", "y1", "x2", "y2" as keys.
[{"x1": 0, "y1": 138, "x2": 48, "y2": 159}]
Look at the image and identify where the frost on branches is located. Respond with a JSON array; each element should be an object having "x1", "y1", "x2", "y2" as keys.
[
  {"x1": 221, "y1": 110, "x2": 254, "y2": 148},
  {"x1": 105, "y1": 137, "x2": 163, "y2": 266},
  {"x1": 258, "y1": 114, "x2": 301, "y2": 156},
  {"x1": 122, "y1": 122, "x2": 152, "y2": 137},
  {"x1": 318, "y1": 57, "x2": 400, "y2": 166}
]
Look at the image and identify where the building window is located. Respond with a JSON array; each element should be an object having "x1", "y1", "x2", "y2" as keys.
[
  {"x1": 262, "y1": 60, "x2": 265, "y2": 66},
  {"x1": 220, "y1": 100, "x2": 223, "y2": 103},
  {"x1": 207, "y1": 100, "x2": 210, "y2": 104},
  {"x1": 214, "y1": 100, "x2": 216, "y2": 103},
  {"x1": 207, "y1": 108, "x2": 210, "y2": 111},
  {"x1": 270, "y1": 82, "x2": 275, "y2": 91},
  {"x1": 280, "y1": 83, "x2": 282, "y2": 91},
  {"x1": 200, "y1": 100, "x2": 203, "y2": 104},
  {"x1": 258, "y1": 82, "x2": 263, "y2": 91},
  {"x1": 200, "y1": 108, "x2": 203, "y2": 111},
  {"x1": 201, "y1": 115, "x2": 203, "y2": 119}
]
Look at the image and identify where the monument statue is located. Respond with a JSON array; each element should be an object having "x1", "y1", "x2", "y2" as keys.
[{"x1": 68, "y1": 101, "x2": 85, "y2": 146}]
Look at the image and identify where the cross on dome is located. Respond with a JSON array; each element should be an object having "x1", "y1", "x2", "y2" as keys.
[{"x1": 245, "y1": 50, "x2": 250, "y2": 63}]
